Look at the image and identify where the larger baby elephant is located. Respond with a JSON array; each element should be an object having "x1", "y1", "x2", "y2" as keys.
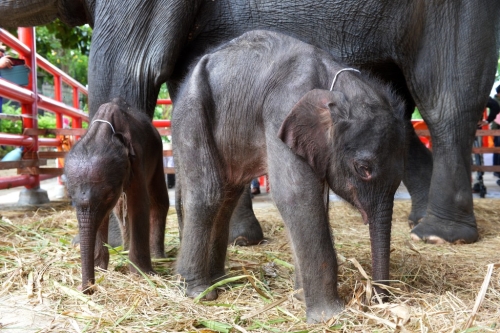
[
  {"x1": 173, "y1": 31, "x2": 406, "y2": 323},
  {"x1": 65, "y1": 98, "x2": 169, "y2": 293}
]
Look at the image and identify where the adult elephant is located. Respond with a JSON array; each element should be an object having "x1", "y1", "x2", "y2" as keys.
[{"x1": 1, "y1": 1, "x2": 499, "y2": 245}]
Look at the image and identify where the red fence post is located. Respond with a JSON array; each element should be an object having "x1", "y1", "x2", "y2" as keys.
[
  {"x1": 72, "y1": 86, "x2": 82, "y2": 128},
  {"x1": 17, "y1": 27, "x2": 39, "y2": 190}
]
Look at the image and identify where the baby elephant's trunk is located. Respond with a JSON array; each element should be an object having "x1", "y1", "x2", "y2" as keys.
[
  {"x1": 77, "y1": 208, "x2": 99, "y2": 294},
  {"x1": 367, "y1": 200, "x2": 394, "y2": 297}
]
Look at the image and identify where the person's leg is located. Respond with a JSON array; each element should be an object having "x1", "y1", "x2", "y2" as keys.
[
  {"x1": 493, "y1": 135, "x2": 500, "y2": 178},
  {"x1": 250, "y1": 178, "x2": 260, "y2": 195}
]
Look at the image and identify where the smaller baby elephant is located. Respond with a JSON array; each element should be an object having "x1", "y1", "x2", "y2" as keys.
[
  {"x1": 173, "y1": 30, "x2": 406, "y2": 323},
  {"x1": 65, "y1": 98, "x2": 169, "y2": 293}
]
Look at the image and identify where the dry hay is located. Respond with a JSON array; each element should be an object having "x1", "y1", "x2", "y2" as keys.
[{"x1": 0, "y1": 198, "x2": 499, "y2": 332}]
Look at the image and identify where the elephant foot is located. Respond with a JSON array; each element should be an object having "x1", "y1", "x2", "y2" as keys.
[
  {"x1": 228, "y1": 187, "x2": 265, "y2": 246},
  {"x1": 306, "y1": 299, "x2": 344, "y2": 324},
  {"x1": 150, "y1": 248, "x2": 166, "y2": 259},
  {"x1": 186, "y1": 284, "x2": 218, "y2": 301},
  {"x1": 293, "y1": 289, "x2": 305, "y2": 302},
  {"x1": 130, "y1": 268, "x2": 157, "y2": 276},
  {"x1": 129, "y1": 262, "x2": 156, "y2": 276},
  {"x1": 407, "y1": 205, "x2": 426, "y2": 228},
  {"x1": 230, "y1": 233, "x2": 264, "y2": 246},
  {"x1": 94, "y1": 248, "x2": 109, "y2": 270},
  {"x1": 410, "y1": 214, "x2": 479, "y2": 244},
  {"x1": 79, "y1": 282, "x2": 97, "y2": 295}
]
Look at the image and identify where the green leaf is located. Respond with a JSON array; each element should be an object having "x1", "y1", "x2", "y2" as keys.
[
  {"x1": 197, "y1": 320, "x2": 232, "y2": 333},
  {"x1": 193, "y1": 275, "x2": 253, "y2": 303}
]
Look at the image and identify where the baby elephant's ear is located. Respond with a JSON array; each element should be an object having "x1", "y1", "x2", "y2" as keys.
[
  {"x1": 113, "y1": 133, "x2": 136, "y2": 158},
  {"x1": 278, "y1": 89, "x2": 347, "y2": 179}
]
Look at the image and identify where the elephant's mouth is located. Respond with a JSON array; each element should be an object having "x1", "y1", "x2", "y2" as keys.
[
  {"x1": 354, "y1": 197, "x2": 369, "y2": 225},
  {"x1": 345, "y1": 182, "x2": 369, "y2": 224}
]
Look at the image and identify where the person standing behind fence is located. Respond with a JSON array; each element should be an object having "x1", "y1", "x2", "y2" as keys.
[
  {"x1": 492, "y1": 86, "x2": 500, "y2": 182},
  {"x1": 473, "y1": 97, "x2": 500, "y2": 193},
  {"x1": 0, "y1": 43, "x2": 13, "y2": 113}
]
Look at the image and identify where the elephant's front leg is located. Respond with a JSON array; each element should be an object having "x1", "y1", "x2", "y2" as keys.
[
  {"x1": 402, "y1": 21, "x2": 499, "y2": 244},
  {"x1": 410, "y1": 119, "x2": 479, "y2": 244},
  {"x1": 406, "y1": 88, "x2": 481, "y2": 244},
  {"x1": 268, "y1": 157, "x2": 343, "y2": 324}
]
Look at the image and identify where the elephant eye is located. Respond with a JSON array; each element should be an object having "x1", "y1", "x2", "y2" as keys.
[{"x1": 354, "y1": 161, "x2": 372, "y2": 180}]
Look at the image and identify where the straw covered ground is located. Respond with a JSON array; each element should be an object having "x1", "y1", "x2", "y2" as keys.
[{"x1": 0, "y1": 198, "x2": 499, "y2": 332}]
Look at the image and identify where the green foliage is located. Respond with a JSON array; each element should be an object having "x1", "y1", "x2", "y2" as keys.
[
  {"x1": 0, "y1": 103, "x2": 56, "y2": 133},
  {"x1": 38, "y1": 113, "x2": 56, "y2": 130},
  {"x1": 6, "y1": 22, "x2": 92, "y2": 86},
  {"x1": 41, "y1": 20, "x2": 92, "y2": 56},
  {"x1": 0, "y1": 102, "x2": 22, "y2": 157},
  {"x1": 0, "y1": 102, "x2": 22, "y2": 134},
  {"x1": 35, "y1": 21, "x2": 92, "y2": 86},
  {"x1": 497, "y1": 57, "x2": 500, "y2": 81},
  {"x1": 412, "y1": 108, "x2": 422, "y2": 120},
  {"x1": 153, "y1": 84, "x2": 172, "y2": 120}
]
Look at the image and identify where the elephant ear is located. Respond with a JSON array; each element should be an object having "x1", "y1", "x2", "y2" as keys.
[
  {"x1": 277, "y1": 89, "x2": 348, "y2": 179},
  {"x1": 113, "y1": 133, "x2": 136, "y2": 159}
]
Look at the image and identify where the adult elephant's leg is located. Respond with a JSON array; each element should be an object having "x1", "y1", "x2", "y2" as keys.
[
  {"x1": 402, "y1": 2, "x2": 500, "y2": 244},
  {"x1": 409, "y1": 112, "x2": 479, "y2": 244},
  {"x1": 228, "y1": 187, "x2": 264, "y2": 246},
  {"x1": 403, "y1": 20, "x2": 498, "y2": 244}
]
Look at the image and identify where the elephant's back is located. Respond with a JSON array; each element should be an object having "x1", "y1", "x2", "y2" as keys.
[
  {"x1": 172, "y1": 30, "x2": 339, "y2": 184},
  {"x1": 204, "y1": 30, "x2": 334, "y2": 112}
]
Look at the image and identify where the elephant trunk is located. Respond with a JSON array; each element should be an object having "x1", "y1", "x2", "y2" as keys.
[
  {"x1": 77, "y1": 209, "x2": 97, "y2": 294},
  {"x1": 368, "y1": 202, "x2": 394, "y2": 297}
]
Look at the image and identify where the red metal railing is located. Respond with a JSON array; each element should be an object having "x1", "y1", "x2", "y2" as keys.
[
  {"x1": 0, "y1": 28, "x2": 173, "y2": 192},
  {"x1": 0, "y1": 27, "x2": 89, "y2": 190}
]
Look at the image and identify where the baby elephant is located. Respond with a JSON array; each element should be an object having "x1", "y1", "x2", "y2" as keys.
[
  {"x1": 173, "y1": 30, "x2": 406, "y2": 323},
  {"x1": 65, "y1": 98, "x2": 169, "y2": 293}
]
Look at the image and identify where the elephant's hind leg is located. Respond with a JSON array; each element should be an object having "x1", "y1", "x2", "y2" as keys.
[
  {"x1": 126, "y1": 180, "x2": 156, "y2": 276},
  {"x1": 148, "y1": 160, "x2": 169, "y2": 259},
  {"x1": 176, "y1": 182, "x2": 226, "y2": 301}
]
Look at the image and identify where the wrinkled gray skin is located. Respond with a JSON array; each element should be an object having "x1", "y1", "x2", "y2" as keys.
[
  {"x1": 65, "y1": 98, "x2": 169, "y2": 293},
  {"x1": 173, "y1": 31, "x2": 406, "y2": 323},
  {"x1": 2, "y1": 1, "x2": 499, "y2": 245},
  {"x1": 71, "y1": 212, "x2": 122, "y2": 248}
]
